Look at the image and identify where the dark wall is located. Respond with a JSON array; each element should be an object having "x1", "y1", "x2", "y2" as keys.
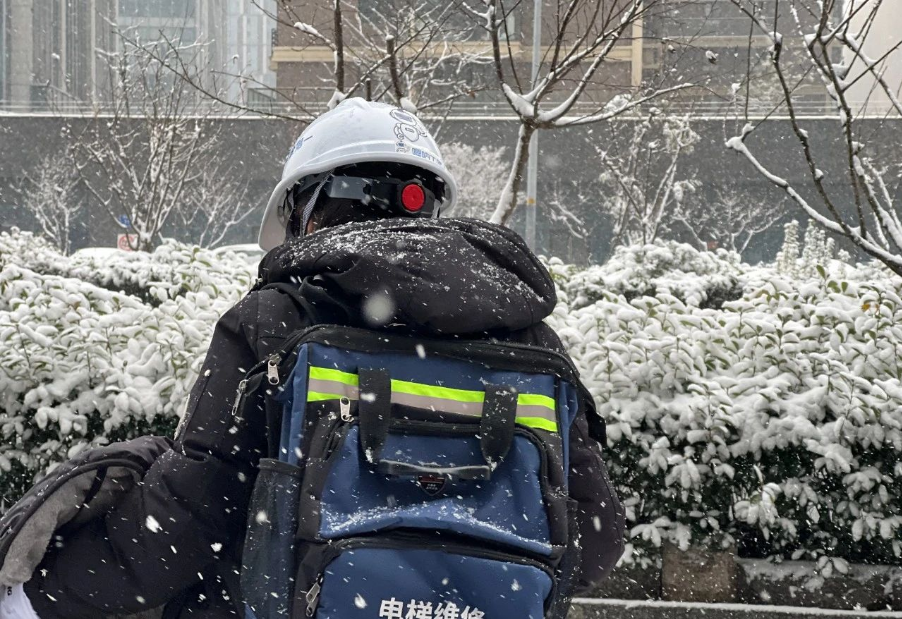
[
  {"x1": 1, "y1": 114, "x2": 899, "y2": 265},
  {"x1": 0, "y1": 116, "x2": 301, "y2": 251}
]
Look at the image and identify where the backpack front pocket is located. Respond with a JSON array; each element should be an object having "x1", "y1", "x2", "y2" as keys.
[
  {"x1": 300, "y1": 537, "x2": 554, "y2": 619},
  {"x1": 298, "y1": 422, "x2": 564, "y2": 556}
]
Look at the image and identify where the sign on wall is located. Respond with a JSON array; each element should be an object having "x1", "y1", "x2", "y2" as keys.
[{"x1": 117, "y1": 234, "x2": 138, "y2": 251}]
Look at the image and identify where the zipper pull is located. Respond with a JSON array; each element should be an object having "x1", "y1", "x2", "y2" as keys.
[
  {"x1": 305, "y1": 578, "x2": 322, "y2": 617},
  {"x1": 266, "y1": 354, "x2": 282, "y2": 385},
  {"x1": 339, "y1": 396, "x2": 352, "y2": 422},
  {"x1": 231, "y1": 379, "x2": 248, "y2": 417}
]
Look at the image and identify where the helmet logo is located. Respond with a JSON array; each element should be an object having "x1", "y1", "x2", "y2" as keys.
[
  {"x1": 410, "y1": 147, "x2": 443, "y2": 168},
  {"x1": 286, "y1": 134, "x2": 312, "y2": 162},
  {"x1": 391, "y1": 108, "x2": 426, "y2": 143},
  {"x1": 390, "y1": 109, "x2": 417, "y2": 124},
  {"x1": 395, "y1": 124, "x2": 421, "y2": 142}
]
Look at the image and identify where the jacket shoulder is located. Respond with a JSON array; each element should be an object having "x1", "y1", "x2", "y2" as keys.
[{"x1": 230, "y1": 287, "x2": 312, "y2": 355}]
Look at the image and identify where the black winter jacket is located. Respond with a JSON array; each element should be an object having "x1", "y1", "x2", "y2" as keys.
[{"x1": 13, "y1": 218, "x2": 624, "y2": 618}]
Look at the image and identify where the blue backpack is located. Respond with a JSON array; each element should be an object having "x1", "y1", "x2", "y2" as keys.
[{"x1": 236, "y1": 324, "x2": 594, "y2": 619}]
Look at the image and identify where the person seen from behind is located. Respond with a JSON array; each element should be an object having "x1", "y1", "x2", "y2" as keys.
[{"x1": 0, "y1": 98, "x2": 625, "y2": 618}]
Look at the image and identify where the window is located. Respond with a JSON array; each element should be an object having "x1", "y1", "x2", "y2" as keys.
[
  {"x1": 119, "y1": 0, "x2": 196, "y2": 20},
  {"x1": 357, "y1": 0, "x2": 509, "y2": 42},
  {"x1": 134, "y1": 25, "x2": 196, "y2": 45}
]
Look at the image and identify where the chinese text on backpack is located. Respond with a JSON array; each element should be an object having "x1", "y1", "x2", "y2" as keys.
[{"x1": 237, "y1": 325, "x2": 595, "y2": 619}]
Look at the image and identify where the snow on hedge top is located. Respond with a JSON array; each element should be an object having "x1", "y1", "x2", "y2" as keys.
[
  {"x1": 1, "y1": 229, "x2": 257, "y2": 306},
  {"x1": 0, "y1": 229, "x2": 255, "y2": 503},
  {"x1": 546, "y1": 241, "x2": 744, "y2": 309}
]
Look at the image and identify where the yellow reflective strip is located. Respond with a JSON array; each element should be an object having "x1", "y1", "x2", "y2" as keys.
[
  {"x1": 516, "y1": 416, "x2": 559, "y2": 432},
  {"x1": 308, "y1": 367, "x2": 558, "y2": 431},
  {"x1": 307, "y1": 391, "x2": 346, "y2": 402},
  {"x1": 309, "y1": 366, "x2": 359, "y2": 386},
  {"x1": 392, "y1": 391, "x2": 484, "y2": 416},
  {"x1": 308, "y1": 378, "x2": 357, "y2": 399},
  {"x1": 517, "y1": 393, "x2": 555, "y2": 411},
  {"x1": 390, "y1": 379, "x2": 485, "y2": 403}
]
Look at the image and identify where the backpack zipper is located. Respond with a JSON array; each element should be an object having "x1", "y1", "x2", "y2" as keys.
[
  {"x1": 249, "y1": 324, "x2": 589, "y2": 394},
  {"x1": 232, "y1": 324, "x2": 593, "y2": 432},
  {"x1": 339, "y1": 396, "x2": 353, "y2": 422},
  {"x1": 305, "y1": 577, "x2": 323, "y2": 617},
  {"x1": 267, "y1": 354, "x2": 282, "y2": 385},
  {"x1": 230, "y1": 352, "x2": 283, "y2": 419},
  {"x1": 230, "y1": 379, "x2": 248, "y2": 417}
]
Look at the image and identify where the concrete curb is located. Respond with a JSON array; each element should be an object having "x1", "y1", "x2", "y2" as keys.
[{"x1": 569, "y1": 599, "x2": 902, "y2": 619}]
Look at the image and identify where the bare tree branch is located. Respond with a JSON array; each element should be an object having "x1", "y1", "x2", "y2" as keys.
[
  {"x1": 727, "y1": 0, "x2": 902, "y2": 275},
  {"x1": 14, "y1": 152, "x2": 82, "y2": 255},
  {"x1": 470, "y1": 0, "x2": 697, "y2": 224},
  {"x1": 74, "y1": 30, "x2": 249, "y2": 251}
]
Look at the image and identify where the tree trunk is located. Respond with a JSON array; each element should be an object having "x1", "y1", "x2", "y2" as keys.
[{"x1": 489, "y1": 123, "x2": 535, "y2": 226}]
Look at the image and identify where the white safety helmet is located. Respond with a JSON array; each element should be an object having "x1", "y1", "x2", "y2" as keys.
[{"x1": 259, "y1": 98, "x2": 458, "y2": 251}]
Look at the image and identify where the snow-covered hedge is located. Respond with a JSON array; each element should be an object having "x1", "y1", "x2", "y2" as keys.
[
  {"x1": 546, "y1": 243, "x2": 902, "y2": 570},
  {"x1": 2, "y1": 228, "x2": 901, "y2": 572},
  {"x1": 555, "y1": 241, "x2": 744, "y2": 309},
  {"x1": 0, "y1": 229, "x2": 255, "y2": 505}
]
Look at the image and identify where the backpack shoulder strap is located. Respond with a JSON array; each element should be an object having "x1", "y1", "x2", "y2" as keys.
[{"x1": 257, "y1": 282, "x2": 327, "y2": 458}]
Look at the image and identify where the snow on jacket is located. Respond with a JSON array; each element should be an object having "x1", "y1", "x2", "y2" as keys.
[{"x1": 4, "y1": 218, "x2": 625, "y2": 618}]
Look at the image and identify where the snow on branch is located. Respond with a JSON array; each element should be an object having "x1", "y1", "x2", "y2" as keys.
[
  {"x1": 726, "y1": 125, "x2": 902, "y2": 272},
  {"x1": 14, "y1": 153, "x2": 82, "y2": 255},
  {"x1": 552, "y1": 84, "x2": 694, "y2": 127},
  {"x1": 293, "y1": 22, "x2": 334, "y2": 49},
  {"x1": 725, "y1": 0, "x2": 902, "y2": 276},
  {"x1": 461, "y1": 1, "x2": 496, "y2": 30},
  {"x1": 73, "y1": 30, "x2": 244, "y2": 251},
  {"x1": 834, "y1": 30, "x2": 902, "y2": 117}
]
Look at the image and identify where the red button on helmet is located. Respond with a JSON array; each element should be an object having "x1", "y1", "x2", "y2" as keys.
[{"x1": 401, "y1": 183, "x2": 426, "y2": 212}]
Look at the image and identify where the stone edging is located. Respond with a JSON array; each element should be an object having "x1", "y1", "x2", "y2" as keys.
[{"x1": 569, "y1": 599, "x2": 902, "y2": 619}]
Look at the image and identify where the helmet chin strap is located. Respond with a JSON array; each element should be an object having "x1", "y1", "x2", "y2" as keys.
[{"x1": 300, "y1": 172, "x2": 333, "y2": 236}]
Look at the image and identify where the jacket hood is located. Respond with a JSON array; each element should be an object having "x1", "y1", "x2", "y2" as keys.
[{"x1": 257, "y1": 218, "x2": 556, "y2": 335}]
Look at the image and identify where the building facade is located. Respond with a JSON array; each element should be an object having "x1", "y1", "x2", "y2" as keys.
[
  {"x1": 267, "y1": 0, "x2": 833, "y2": 116},
  {"x1": 0, "y1": 0, "x2": 274, "y2": 111},
  {"x1": 225, "y1": 0, "x2": 276, "y2": 105},
  {"x1": 641, "y1": 0, "x2": 845, "y2": 114},
  {"x1": 1, "y1": 0, "x2": 116, "y2": 109},
  {"x1": 268, "y1": 0, "x2": 638, "y2": 114}
]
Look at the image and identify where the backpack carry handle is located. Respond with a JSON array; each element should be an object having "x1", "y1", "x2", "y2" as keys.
[
  {"x1": 358, "y1": 368, "x2": 393, "y2": 464},
  {"x1": 357, "y1": 368, "x2": 518, "y2": 479},
  {"x1": 376, "y1": 460, "x2": 493, "y2": 482}
]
